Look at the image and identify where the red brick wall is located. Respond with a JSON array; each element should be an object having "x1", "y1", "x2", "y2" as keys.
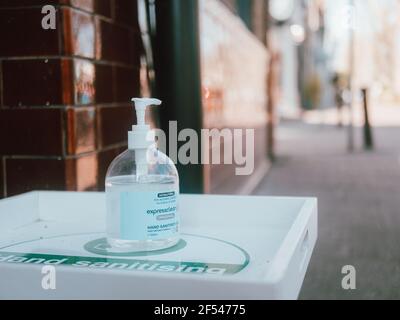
[{"x1": 0, "y1": 0, "x2": 142, "y2": 197}]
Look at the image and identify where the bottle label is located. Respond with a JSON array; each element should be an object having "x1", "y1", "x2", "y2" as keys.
[{"x1": 120, "y1": 190, "x2": 179, "y2": 240}]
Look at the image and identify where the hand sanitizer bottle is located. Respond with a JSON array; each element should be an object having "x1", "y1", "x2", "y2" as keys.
[{"x1": 105, "y1": 98, "x2": 179, "y2": 252}]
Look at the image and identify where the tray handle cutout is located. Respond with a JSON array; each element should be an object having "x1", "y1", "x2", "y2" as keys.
[{"x1": 299, "y1": 229, "x2": 310, "y2": 273}]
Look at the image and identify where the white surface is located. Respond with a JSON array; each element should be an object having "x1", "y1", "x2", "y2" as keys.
[{"x1": 0, "y1": 191, "x2": 317, "y2": 300}]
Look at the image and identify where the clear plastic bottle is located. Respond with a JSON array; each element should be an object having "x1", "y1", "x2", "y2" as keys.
[{"x1": 105, "y1": 98, "x2": 179, "y2": 252}]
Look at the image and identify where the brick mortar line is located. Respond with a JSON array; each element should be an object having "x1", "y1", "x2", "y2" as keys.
[
  {"x1": 57, "y1": 5, "x2": 64, "y2": 62},
  {"x1": 0, "y1": 103, "x2": 134, "y2": 110},
  {"x1": 2, "y1": 142, "x2": 128, "y2": 161},
  {"x1": 99, "y1": 103, "x2": 132, "y2": 110},
  {"x1": 2, "y1": 155, "x2": 65, "y2": 160},
  {"x1": 97, "y1": 142, "x2": 128, "y2": 153},
  {"x1": 0, "y1": 56, "x2": 141, "y2": 70},
  {"x1": 61, "y1": 98, "x2": 68, "y2": 157}
]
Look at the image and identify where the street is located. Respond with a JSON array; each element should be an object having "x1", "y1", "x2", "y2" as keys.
[{"x1": 255, "y1": 117, "x2": 400, "y2": 299}]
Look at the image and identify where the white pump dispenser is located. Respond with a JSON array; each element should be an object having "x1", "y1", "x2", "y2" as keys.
[
  {"x1": 129, "y1": 98, "x2": 161, "y2": 177},
  {"x1": 128, "y1": 98, "x2": 161, "y2": 149},
  {"x1": 105, "y1": 97, "x2": 180, "y2": 252}
]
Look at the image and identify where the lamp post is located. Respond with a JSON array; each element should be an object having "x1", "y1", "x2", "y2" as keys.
[
  {"x1": 347, "y1": 0, "x2": 355, "y2": 152},
  {"x1": 267, "y1": 0, "x2": 296, "y2": 160}
]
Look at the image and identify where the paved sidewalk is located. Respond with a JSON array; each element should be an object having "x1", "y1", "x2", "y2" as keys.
[{"x1": 254, "y1": 120, "x2": 400, "y2": 299}]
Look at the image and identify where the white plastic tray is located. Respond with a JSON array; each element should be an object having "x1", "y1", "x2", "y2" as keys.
[{"x1": 0, "y1": 191, "x2": 317, "y2": 299}]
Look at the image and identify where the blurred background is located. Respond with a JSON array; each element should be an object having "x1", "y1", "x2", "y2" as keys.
[{"x1": 1, "y1": 0, "x2": 400, "y2": 299}]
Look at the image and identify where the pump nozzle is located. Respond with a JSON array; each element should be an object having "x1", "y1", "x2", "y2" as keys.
[{"x1": 131, "y1": 98, "x2": 161, "y2": 126}]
